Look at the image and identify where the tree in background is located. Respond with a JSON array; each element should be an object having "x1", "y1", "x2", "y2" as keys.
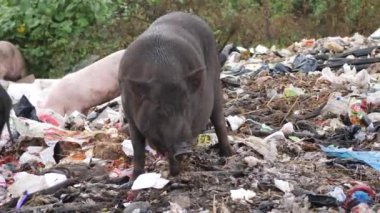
[{"x1": 0, "y1": 0, "x2": 379, "y2": 78}]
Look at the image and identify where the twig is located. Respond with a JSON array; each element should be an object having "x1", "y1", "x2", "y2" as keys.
[
  {"x1": 7, "y1": 202, "x2": 110, "y2": 213},
  {"x1": 241, "y1": 109, "x2": 257, "y2": 115},
  {"x1": 129, "y1": 15, "x2": 151, "y2": 23},
  {"x1": 37, "y1": 178, "x2": 78, "y2": 195},
  {"x1": 293, "y1": 102, "x2": 327, "y2": 121},
  {"x1": 265, "y1": 95, "x2": 276, "y2": 108},
  {"x1": 281, "y1": 96, "x2": 300, "y2": 125},
  {"x1": 3, "y1": 179, "x2": 78, "y2": 209},
  {"x1": 288, "y1": 131, "x2": 315, "y2": 138},
  {"x1": 186, "y1": 170, "x2": 245, "y2": 177},
  {"x1": 213, "y1": 194, "x2": 217, "y2": 213}
]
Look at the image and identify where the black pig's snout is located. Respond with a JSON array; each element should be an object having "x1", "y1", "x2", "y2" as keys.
[{"x1": 173, "y1": 141, "x2": 193, "y2": 161}]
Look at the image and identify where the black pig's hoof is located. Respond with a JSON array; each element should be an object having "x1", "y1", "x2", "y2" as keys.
[
  {"x1": 219, "y1": 142, "x2": 234, "y2": 157},
  {"x1": 221, "y1": 148, "x2": 234, "y2": 157}
]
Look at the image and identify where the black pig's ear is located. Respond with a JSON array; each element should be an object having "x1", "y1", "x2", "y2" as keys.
[
  {"x1": 128, "y1": 79, "x2": 151, "y2": 96},
  {"x1": 185, "y1": 67, "x2": 204, "y2": 92}
]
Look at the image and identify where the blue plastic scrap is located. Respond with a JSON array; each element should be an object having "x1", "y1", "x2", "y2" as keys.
[
  {"x1": 16, "y1": 191, "x2": 29, "y2": 209},
  {"x1": 272, "y1": 63, "x2": 292, "y2": 74},
  {"x1": 320, "y1": 145, "x2": 380, "y2": 171},
  {"x1": 292, "y1": 54, "x2": 317, "y2": 72},
  {"x1": 352, "y1": 191, "x2": 372, "y2": 205}
]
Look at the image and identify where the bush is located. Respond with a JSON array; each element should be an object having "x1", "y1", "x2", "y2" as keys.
[
  {"x1": 1, "y1": 0, "x2": 379, "y2": 78},
  {"x1": 0, "y1": 0, "x2": 120, "y2": 78},
  {"x1": 113, "y1": 0, "x2": 380, "y2": 48}
]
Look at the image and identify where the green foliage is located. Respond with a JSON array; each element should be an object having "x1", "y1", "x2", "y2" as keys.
[
  {"x1": 0, "y1": 0, "x2": 118, "y2": 78},
  {"x1": 0, "y1": 0, "x2": 379, "y2": 78},
  {"x1": 308, "y1": 0, "x2": 328, "y2": 18}
]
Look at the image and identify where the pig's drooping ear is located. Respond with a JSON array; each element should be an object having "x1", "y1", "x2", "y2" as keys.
[
  {"x1": 127, "y1": 79, "x2": 151, "y2": 95},
  {"x1": 185, "y1": 67, "x2": 204, "y2": 92}
]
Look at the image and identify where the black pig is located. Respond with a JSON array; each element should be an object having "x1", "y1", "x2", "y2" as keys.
[
  {"x1": 0, "y1": 84, "x2": 13, "y2": 139},
  {"x1": 119, "y1": 12, "x2": 234, "y2": 180}
]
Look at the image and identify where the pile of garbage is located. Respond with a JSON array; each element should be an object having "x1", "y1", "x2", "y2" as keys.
[{"x1": 1, "y1": 28, "x2": 380, "y2": 212}]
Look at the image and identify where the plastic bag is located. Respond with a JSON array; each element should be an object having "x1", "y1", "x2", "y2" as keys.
[{"x1": 14, "y1": 95, "x2": 39, "y2": 121}]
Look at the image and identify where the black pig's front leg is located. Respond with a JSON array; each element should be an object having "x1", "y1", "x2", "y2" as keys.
[
  {"x1": 210, "y1": 82, "x2": 234, "y2": 157},
  {"x1": 129, "y1": 120, "x2": 146, "y2": 181}
]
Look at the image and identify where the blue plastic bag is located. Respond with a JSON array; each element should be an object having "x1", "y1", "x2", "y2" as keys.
[{"x1": 321, "y1": 145, "x2": 380, "y2": 171}]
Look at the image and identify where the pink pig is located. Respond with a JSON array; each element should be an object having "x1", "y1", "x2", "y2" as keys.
[
  {"x1": 0, "y1": 41, "x2": 27, "y2": 81},
  {"x1": 40, "y1": 50, "x2": 125, "y2": 116}
]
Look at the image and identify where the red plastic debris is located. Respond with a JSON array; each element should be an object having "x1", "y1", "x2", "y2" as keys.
[
  {"x1": 126, "y1": 190, "x2": 138, "y2": 202},
  {"x1": 38, "y1": 114, "x2": 59, "y2": 126},
  {"x1": 0, "y1": 156, "x2": 17, "y2": 165},
  {"x1": 342, "y1": 184, "x2": 376, "y2": 210}
]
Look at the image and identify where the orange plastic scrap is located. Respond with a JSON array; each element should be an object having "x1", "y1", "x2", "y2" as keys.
[
  {"x1": 44, "y1": 128, "x2": 78, "y2": 140},
  {"x1": 44, "y1": 127, "x2": 78, "y2": 137},
  {"x1": 112, "y1": 158, "x2": 128, "y2": 168},
  {"x1": 302, "y1": 38, "x2": 315, "y2": 47},
  {"x1": 43, "y1": 127, "x2": 92, "y2": 146},
  {"x1": 68, "y1": 151, "x2": 86, "y2": 161}
]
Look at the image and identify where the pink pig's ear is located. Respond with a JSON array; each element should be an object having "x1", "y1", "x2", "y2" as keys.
[
  {"x1": 127, "y1": 78, "x2": 151, "y2": 95},
  {"x1": 185, "y1": 67, "x2": 204, "y2": 92}
]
